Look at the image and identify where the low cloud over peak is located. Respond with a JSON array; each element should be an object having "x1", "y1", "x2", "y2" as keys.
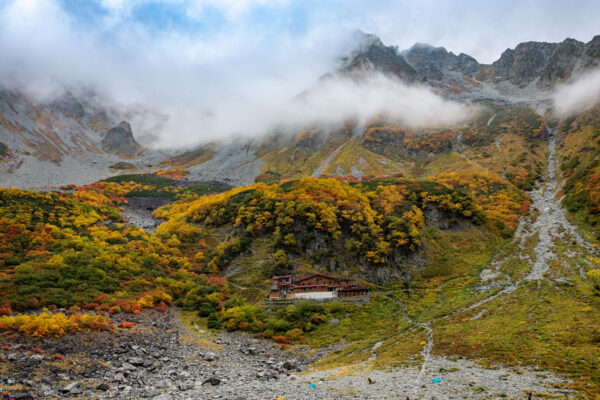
[
  {"x1": 553, "y1": 68, "x2": 600, "y2": 117},
  {"x1": 0, "y1": 0, "x2": 596, "y2": 149}
]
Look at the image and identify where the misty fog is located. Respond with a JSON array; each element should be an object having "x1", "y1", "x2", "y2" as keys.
[
  {"x1": 553, "y1": 67, "x2": 600, "y2": 117},
  {"x1": 1, "y1": 0, "x2": 597, "y2": 149}
]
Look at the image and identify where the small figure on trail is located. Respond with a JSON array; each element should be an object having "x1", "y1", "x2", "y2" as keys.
[
  {"x1": 367, "y1": 377, "x2": 375, "y2": 384},
  {"x1": 528, "y1": 391, "x2": 533, "y2": 400}
]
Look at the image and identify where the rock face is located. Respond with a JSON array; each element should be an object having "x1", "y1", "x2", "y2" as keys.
[
  {"x1": 101, "y1": 121, "x2": 144, "y2": 157},
  {"x1": 340, "y1": 32, "x2": 418, "y2": 82},
  {"x1": 491, "y1": 36, "x2": 600, "y2": 88},
  {"x1": 403, "y1": 43, "x2": 481, "y2": 80},
  {"x1": 342, "y1": 32, "x2": 600, "y2": 95},
  {"x1": 0, "y1": 89, "x2": 173, "y2": 190},
  {"x1": 491, "y1": 41, "x2": 560, "y2": 87}
]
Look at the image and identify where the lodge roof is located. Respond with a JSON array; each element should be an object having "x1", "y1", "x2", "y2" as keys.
[
  {"x1": 294, "y1": 273, "x2": 338, "y2": 283},
  {"x1": 292, "y1": 284, "x2": 336, "y2": 289}
]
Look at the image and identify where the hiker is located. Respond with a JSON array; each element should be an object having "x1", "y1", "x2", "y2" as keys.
[
  {"x1": 528, "y1": 391, "x2": 533, "y2": 400},
  {"x1": 367, "y1": 377, "x2": 375, "y2": 384}
]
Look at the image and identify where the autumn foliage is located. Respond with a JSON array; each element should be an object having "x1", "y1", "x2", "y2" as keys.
[
  {"x1": 0, "y1": 167, "x2": 528, "y2": 340},
  {"x1": 0, "y1": 312, "x2": 109, "y2": 338}
]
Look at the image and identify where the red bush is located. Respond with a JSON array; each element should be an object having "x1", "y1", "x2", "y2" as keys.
[
  {"x1": 155, "y1": 301, "x2": 168, "y2": 313},
  {"x1": 272, "y1": 336, "x2": 289, "y2": 344},
  {"x1": 81, "y1": 303, "x2": 100, "y2": 311},
  {"x1": 119, "y1": 321, "x2": 135, "y2": 329}
]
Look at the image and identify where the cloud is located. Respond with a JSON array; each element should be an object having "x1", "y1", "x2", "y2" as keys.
[
  {"x1": 553, "y1": 68, "x2": 600, "y2": 117},
  {"x1": 281, "y1": 74, "x2": 470, "y2": 130},
  {"x1": 0, "y1": 0, "x2": 593, "y2": 149},
  {"x1": 0, "y1": 0, "x2": 471, "y2": 149}
]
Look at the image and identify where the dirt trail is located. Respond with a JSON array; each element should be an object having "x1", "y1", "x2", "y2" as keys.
[{"x1": 404, "y1": 311, "x2": 433, "y2": 396}]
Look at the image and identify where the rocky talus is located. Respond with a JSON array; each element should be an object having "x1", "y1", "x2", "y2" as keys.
[{"x1": 0, "y1": 308, "x2": 572, "y2": 400}]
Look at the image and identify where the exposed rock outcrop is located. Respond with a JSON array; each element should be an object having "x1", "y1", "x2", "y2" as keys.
[
  {"x1": 403, "y1": 43, "x2": 481, "y2": 80},
  {"x1": 101, "y1": 121, "x2": 144, "y2": 157},
  {"x1": 339, "y1": 31, "x2": 418, "y2": 82}
]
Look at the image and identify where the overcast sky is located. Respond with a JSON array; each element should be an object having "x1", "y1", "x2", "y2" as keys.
[
  {"x1": 47, "y1": 0, "x2": 600, "y2": 63},
  {"x1": 0, "y1": 0, "x2": 598, "y2": 147}
]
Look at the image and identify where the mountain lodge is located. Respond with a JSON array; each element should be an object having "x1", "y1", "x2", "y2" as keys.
[{"x1": 268, "y1": 273, "x2": 369, "y2": 301}]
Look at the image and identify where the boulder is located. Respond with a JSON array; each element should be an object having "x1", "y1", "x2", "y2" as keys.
[
  {"x1": 282, "y1": 360, "x2": 296, "y2": 370},
  {"x1": 61, "y1": 382, "x2": 79, "y2": 393},
  {"x1": 12, "y1": 394, "x2": 34, "y2": 400},
  {"x1": 130, "y1": 357, "x2": 145, "y2": 366},
  {"x1": 202, "y1": 377, "x2": 222, "y2": 386}
]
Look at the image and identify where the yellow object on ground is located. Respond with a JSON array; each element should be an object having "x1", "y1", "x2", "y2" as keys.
[
  {"x1": 277, "y1": 397, "x2": 285, "y2": 400},
  {"x1": 420, "y1": 341, "x2": 427, "y2": 346}
]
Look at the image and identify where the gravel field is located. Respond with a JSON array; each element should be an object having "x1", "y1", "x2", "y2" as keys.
[{"x1": 0, "y1": 309, "x2": 574, "y2": 400}]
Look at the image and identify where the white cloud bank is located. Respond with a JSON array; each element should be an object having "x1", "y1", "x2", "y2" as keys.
[
  {"x1": 553, "y1": 68, "x2": 600, "y2": 117},
  {"x1": 0, "y1": 0, "x2": 469, "y2": 149}
]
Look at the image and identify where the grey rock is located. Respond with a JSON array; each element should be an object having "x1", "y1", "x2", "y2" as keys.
[
  {"x1": 130, "y1": 357, "x2": 145, "y2": 366},
  {"x1": 282, "y1": 361, "x2": 296, "y2": 370},
  {"x1": 97, "y1": 383, "x2": 110, "y2": 391},
  {"x1": 202, "y1": 377, "x2": 222, "y2": 386},
  {"x1": 156, "y1": 379, "x2": 170, "y2": 388},
  {"x1": 11, "y1": 394, "x2": 33, "y2": 400},
  {"x1": 61, "y1": 382, "x2": 79, "y2": 393}
]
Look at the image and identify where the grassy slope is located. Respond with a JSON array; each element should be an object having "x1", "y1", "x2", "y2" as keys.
[
  {"x1": 155, "y1": 143, "x2": 216, "y2": 168},
  {"x1": 323, "y1": 137, "x2": 407, "y2": 178},
  {"x1": 557, "y1": 106, "x2": 600, "y2": 240}
]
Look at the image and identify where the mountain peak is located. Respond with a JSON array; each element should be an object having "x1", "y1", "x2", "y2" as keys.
[
  {"x1": 351, "y1": 30, "x2": 384, "y2": 49},
  {"x1": 339, "y1": 31, "x2": 417, "y2": 81},
  {"x1": 101, "y1": 121, "x2": 144, "y2": 157},
  {"x1": 405, "y1": 42, "x2": 443, "y2": 53}
]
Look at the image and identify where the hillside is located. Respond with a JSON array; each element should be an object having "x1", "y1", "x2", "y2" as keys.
[
  {"x1": 0, "y1": 32, "x2": 600, "y2": 399},
  {"x1": 1, "y1": 139, "x2": 599, "y2": 397},
  {"x1": 0, "y1": 89, "x2": 172, "y2": 189},
  {"x1": 155, "y1": 32, "x2": 600, "y2": 188}
]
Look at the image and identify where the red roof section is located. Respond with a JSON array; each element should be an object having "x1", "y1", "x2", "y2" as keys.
[
  {"x1": 294, "y1": 273, "x2": 337, "y2": 283},
  {"x1": 292, "y1": 284, "x2": 336, "y2": 289}
]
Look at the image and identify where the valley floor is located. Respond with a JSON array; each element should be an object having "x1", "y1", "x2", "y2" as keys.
[{"x1": 0, "y1": 308, "x2": 574, "y2": 400}]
